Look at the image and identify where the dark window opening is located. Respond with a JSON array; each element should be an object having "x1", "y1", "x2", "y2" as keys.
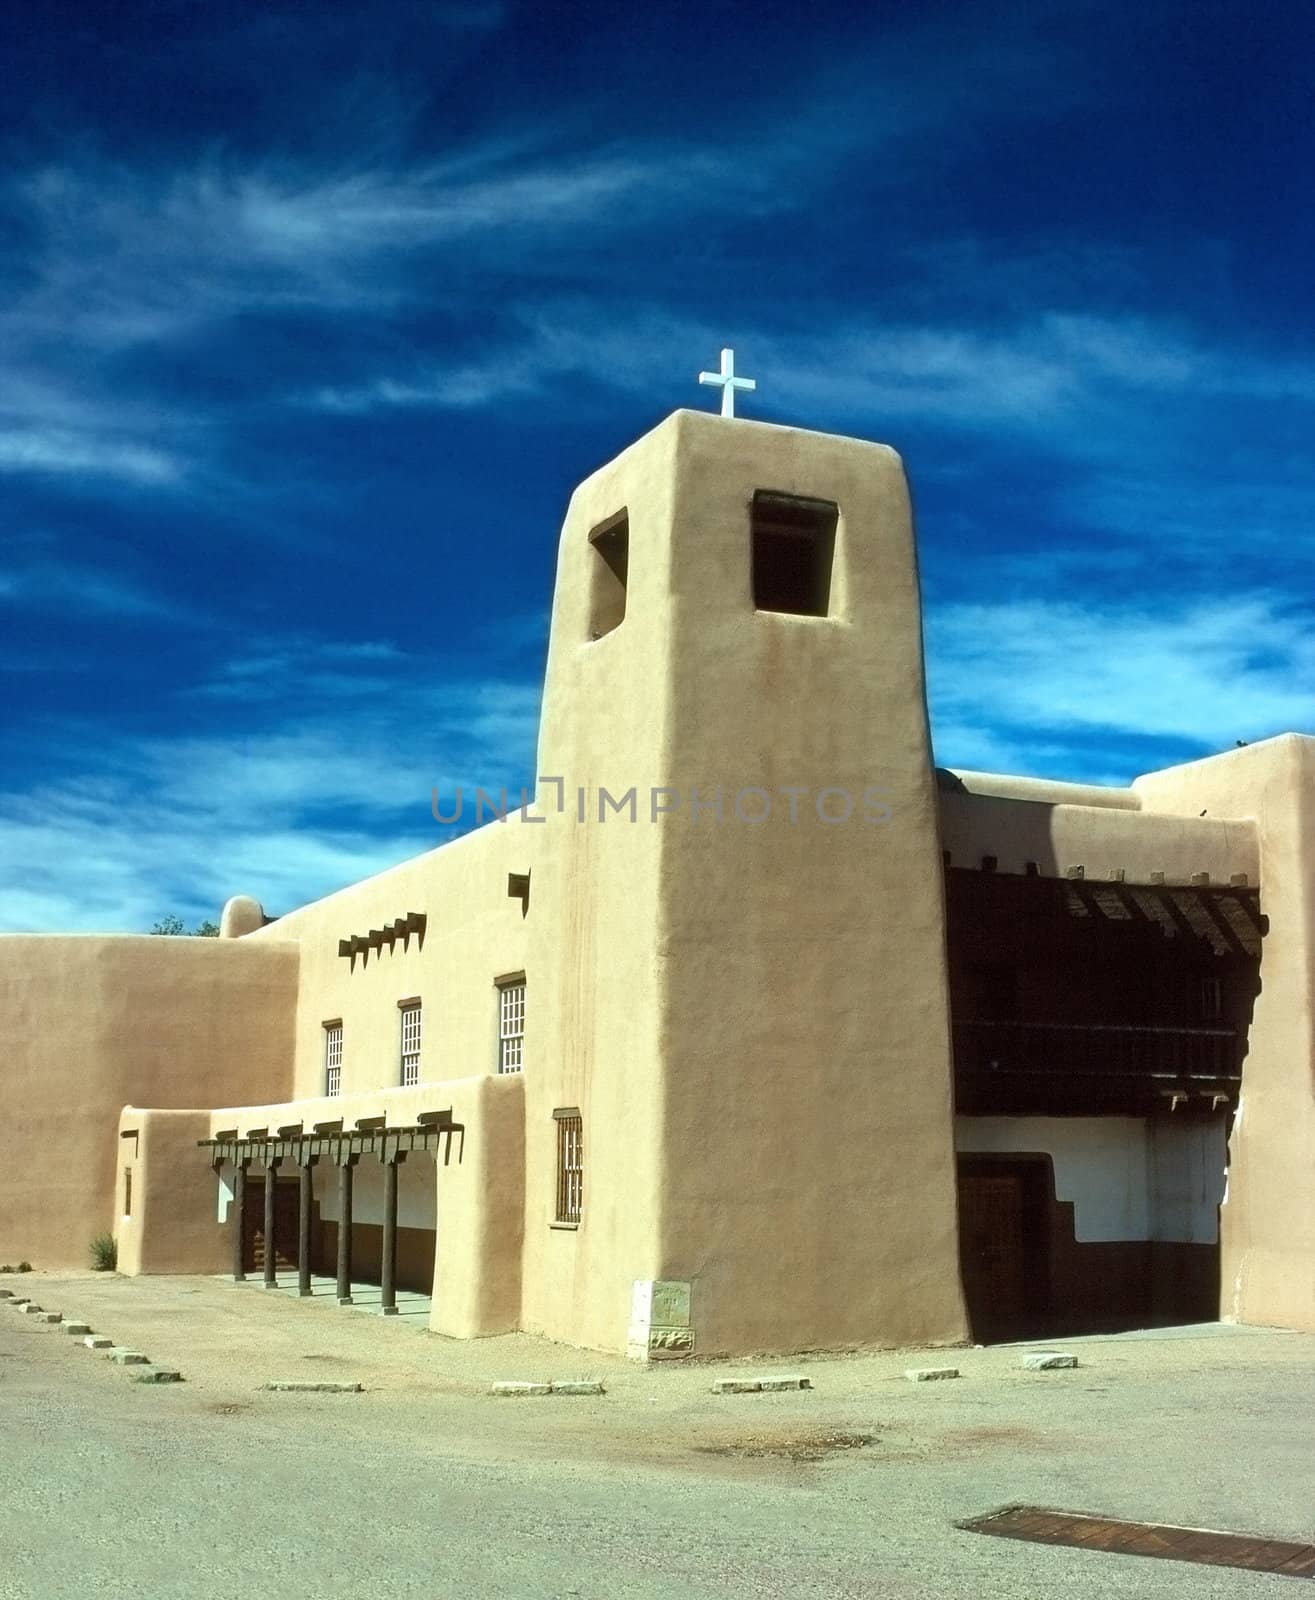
[
  {"x1": 751, "y1": 491, "x2": 837, "y2": 616},
  {"x1": 588, "y1": 511, "x2": 629, "y2": 640}
]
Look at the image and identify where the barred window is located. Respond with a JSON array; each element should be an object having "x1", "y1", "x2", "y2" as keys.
[
  {"x1": 554, "y1": 1110, "x2": 583, "y2": 1225},
  {"x1": 400, "y1": 1002, "x2": 422, "y2": 1087},
  {"x1": 324, "y1": 1021, "x2": 343, "y2": 1097},
  {"x1": 498, "y1": 979, "x2": 525, "y2": 1074}
]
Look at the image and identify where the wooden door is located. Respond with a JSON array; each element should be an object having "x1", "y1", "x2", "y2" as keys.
[
  {"x1": 958, "y1": 1165, "x2": 1027, "y2": 1339},
  {"x1": 242, "y1": 1179, "x2": 300, "y2": 1273}
]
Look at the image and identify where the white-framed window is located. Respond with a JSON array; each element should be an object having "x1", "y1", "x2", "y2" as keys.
[
  {"x1": 400, "y1": 1002, "x2": 422, "y2": 1087},
  {"x1": 554, "y1": 1109, "x2": 583, "y2": 1225},
  {"x1": 497, "y1": 978, "x2": 525, "y2": 1074},
  {"x1": 324, "y1": 1021, "x2": 343, "y2": 1097}
]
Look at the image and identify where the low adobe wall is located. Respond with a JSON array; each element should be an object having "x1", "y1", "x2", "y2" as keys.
[
  {"x1": 115, "y1": 1109, "x2": 225, "y2": 1276},
  {"x1": 938, "y1": 789, "x2": 1259, "y2": 886}
]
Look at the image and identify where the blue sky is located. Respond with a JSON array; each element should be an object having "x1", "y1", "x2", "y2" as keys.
[{"x1": 3, "y1": 0, "x2": 1313, "y2": 932}]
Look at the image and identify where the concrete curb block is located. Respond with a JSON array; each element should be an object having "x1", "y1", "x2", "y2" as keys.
[
  {"x1": 83, "y1": 1335, "x2": 113, "y2": 1350},
  {"x1": 491, "y1": 1381, "x2": 552, "y2": 1397},
  {"x1": 61, "y1": 1322, "x2": 92, "y2": 1336},
  {"x1": 0, "y1": 1290, "x2": 14, "y2": 1299},
  {"x1": 19, "y1": 1304, "x2": 44, "y2": 1315},
  {"x1": 712, "y1": 1379, "x2": 763, "y2": 1394},
  {"x1": 759, "y1": 1375, "x2": 812, "y2": 1391},
  {"x1": 263, "y1": 1380, "x2": 363, "y2": 1393},
  {"x1": 109, "y1": 1349, "x2": 149, "y2": 1365},
  {"x1": 549, "y1": 1381, "x2": 606, "y2": 1396},
  {"x1": 905, "y1": 1367, "x2": 960, "y2": 1382},
  {"x1": 34, "y1": 1311, "x2": 62, "y2": 1324},
  {"x1": 132, "y1": 1368, "x2": 184, "y2": 1384},
  {"x1": 1022, "y1": 1351, "x2": 1079, "y2": 1371}
]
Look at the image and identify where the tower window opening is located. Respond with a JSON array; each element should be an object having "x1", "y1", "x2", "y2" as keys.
[
  {"x1": 751, "y1": 491, "x2": 837, "y2": 616},
  {"x1": 587, "y1": 511, "x2": 629, "y2": 640}
]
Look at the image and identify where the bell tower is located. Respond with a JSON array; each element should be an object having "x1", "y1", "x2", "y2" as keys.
[{"x1": 524, "y1": 409, "x2": 967, "y2": 1357}]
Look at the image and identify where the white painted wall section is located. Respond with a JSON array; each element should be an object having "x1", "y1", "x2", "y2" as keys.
[
  {"x1": 1151, "y1": 1118, "x2": 1226, "y2": 1244},
  {"x1": 955, "y1": 1116, "x2": 1225, "y2": 1244}
]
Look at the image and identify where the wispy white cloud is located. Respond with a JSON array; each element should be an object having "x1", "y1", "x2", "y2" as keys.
[
  {"x1": 0, "y1": 429, "x2": 183, "y2": 485},
  {"x1": 926, "y1": 591, "x2": 1315, "y2": 780},
  {"x1": 0, "y1": 635, "x2": 541, "y2": 933},
  {"x1": 0, "y1": 12, "x2": 1108, "y2": 501},
  {"x1": 0, "y1": 560, "x2": 189, "y2": 622},
  {"x1": 310, "y1": 301, "x2": 1315, "y2": 452}
]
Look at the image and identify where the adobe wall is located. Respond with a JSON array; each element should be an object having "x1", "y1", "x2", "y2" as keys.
[
  {"x1": 939, "y1": 789, "x2": 1259, "y2": 886},
  {"x1": 115, "y1": 1108, "x2": 225, "y2": 1276},
  {"x1": 523, "y1": 419, "x2": 676, "y2": 1353},
  {"x1": 0, "y1": 936, "x2": 297, "y2": 1269},
  {"x1": 243, "y1": 820, "x2": 536, "y2": 1099},
  {"x1": 1134, "y1": 735, "x2": 1315, "y2": 1331}
]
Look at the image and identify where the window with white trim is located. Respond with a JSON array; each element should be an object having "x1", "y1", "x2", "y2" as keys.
[
  {"x1": 498, "y1": 979, "x2": 525, "y2": 1074},
  {"x1": 400, "y1": 1002, "x2": 422, "y2": 1087},
  {"x1": 554, "y1": 1110, "x2": 583, "y2": 1225},
  {"x1": 324, "y1": 1021, "x2": 343, "y2": 1097}
]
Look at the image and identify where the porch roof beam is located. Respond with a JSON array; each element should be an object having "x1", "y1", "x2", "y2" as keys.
[{"x1": 198, "y1": 1118, "x2": 460, "y2": 1167}]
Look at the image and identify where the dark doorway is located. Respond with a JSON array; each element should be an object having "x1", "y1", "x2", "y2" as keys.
[
  {"x1": 957, "y1": 1155, "x2": 1050, "y2": 1342},
  {"x1": 242, "y1": 1177, "x2": 300, "y2": 1275}
]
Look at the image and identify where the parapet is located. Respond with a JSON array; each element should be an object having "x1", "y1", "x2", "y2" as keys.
[{"x1": 219, "y1": 896, "x2": 266, "y2": 939}]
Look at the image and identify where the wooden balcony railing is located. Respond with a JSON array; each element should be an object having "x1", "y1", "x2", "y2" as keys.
[{"x1": 953, "y1": 1019, "x2": 1241, "y2": 1082}]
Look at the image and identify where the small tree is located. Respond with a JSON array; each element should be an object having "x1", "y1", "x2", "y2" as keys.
[{"x1": 150, "y1": 916, "x2": 219, "y2": 937}]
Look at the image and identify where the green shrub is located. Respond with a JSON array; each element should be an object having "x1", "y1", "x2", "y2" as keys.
[
  {"x1": 17, "y1": 1261, "x2": 31, "y2": 1273},
  {"x1": 89, "y1": 1235, "x2": 118, "y2": 1272},
  {"x1": 0, "y1": 1264, "x2": 12, "y2": 1274}
]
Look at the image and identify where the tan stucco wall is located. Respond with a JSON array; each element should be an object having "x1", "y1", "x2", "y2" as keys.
[
  {"x1": 943, "y1": 769, "x2": 1141, "y2": 810},
  {"x1": 528, "y1": 411, "x2": 969, "y2": 1356},
  {"x1": 244, "y1": 822, "x2": 535, "y2": 1100},
  {"x1": 523, "y1": 418, "x2": 675, "y2": 1353},
  {"x1": 938, "y1": 790, "x2": 1259, "y2": 886},
  {"x1": 1134, "y1": 734, "x2": 1315, "y2": 1331},
  {"x1": 116, "y1": 1108, "x2": 226, "y2": 1276},
  {"x1": 0, "y1": 936, "x2": 297, "y2": 1269}
]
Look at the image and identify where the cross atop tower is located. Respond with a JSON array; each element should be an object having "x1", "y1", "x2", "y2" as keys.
[{"x1": 697, "y1": 347, "x2": 756, "y2": 418}]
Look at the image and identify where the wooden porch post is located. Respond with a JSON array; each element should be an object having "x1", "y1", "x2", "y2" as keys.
[
  {"x1": 380, "y1": 1152, "x2": 405, "y2": 1316},
  {"x1": 232, "y1": 1160, "x2": 249, "y2": 1282},
  {"x1": 298, "y1": 1159, "x2": 315, "y2": 1297},
  {"x1": 336, "y1": 1156, "x2": 356, "y2": 1305},
  {"x1": 263, "y1": 1157, "x2": 282, "y2": 1288}
]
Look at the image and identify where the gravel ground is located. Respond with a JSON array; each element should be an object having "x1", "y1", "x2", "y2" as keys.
[{"x1": 1, "y1": 1271, "x2": 1311, "y2": 1599}]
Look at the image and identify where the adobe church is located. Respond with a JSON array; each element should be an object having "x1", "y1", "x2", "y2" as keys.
[{"x1": 3, "y1": 407, "x2": 1313, "y2": 1358}]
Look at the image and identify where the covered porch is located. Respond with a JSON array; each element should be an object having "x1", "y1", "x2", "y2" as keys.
[
  {"x1": 114, "y1": 1072, "x2": 526, "y2": 1340},
  {"x1": 202, "y1": 1116, "x2": 459, "y2": 1317}
]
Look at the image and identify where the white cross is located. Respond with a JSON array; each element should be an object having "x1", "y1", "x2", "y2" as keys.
[{"x1": 698, "y1": 347, "x2": 756, "y2": 418}]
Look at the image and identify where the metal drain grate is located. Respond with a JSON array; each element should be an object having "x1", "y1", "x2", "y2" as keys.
[{"x1": 960, "y1": 1506, "x2": 1315, "y2": 1578}]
